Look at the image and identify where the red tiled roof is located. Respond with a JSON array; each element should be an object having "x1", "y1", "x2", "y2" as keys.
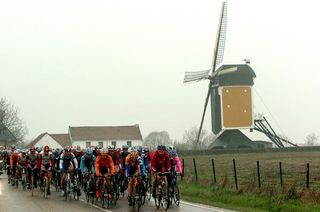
[
  {"x1": 50, "y1": 134, "x2": 71, "y2": 147},
  {"x1": 69, "y1": 125, "x2": 143, "y2": 141}
]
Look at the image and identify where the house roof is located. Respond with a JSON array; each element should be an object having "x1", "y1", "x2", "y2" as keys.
[
  {"x1": 0, "y1": 122, "x2": 16, "y2": 141},
  {"x1": 50, "y1": 134, "x2": 72, "y2": 147},
  {"x1": 69, "y1": 125, "x2": 143, "y2": 141},
  {"x1": 29, "y1": 133, "x2": 71, "y2": 147},
  {"x1": 28, "y1": 133, "x2": 46, "y2": 147}
]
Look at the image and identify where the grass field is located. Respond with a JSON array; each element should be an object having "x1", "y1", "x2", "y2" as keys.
[{"x1": 178, "y1": 150, "x2": 320, "y2": 211}]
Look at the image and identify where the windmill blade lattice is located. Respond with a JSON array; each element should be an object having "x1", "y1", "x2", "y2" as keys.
[{"x1": 183, "y1": 69, "x2": 211, "y2": 83}]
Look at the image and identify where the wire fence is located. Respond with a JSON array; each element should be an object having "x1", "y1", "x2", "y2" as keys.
[{"x1": 181, "y1": 154, "x2": 320, "y2": 192}]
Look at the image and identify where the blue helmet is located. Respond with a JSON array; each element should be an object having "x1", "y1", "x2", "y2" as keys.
[
  {"x1": 157, "y1": 145, "x2": 166, "y2": 151},
  {"x1": 169, "y1": 149, "x2": 177, "y2": 156},
  {"x1": 86, "y1": 148, "x2": 93, "y2": 155}
]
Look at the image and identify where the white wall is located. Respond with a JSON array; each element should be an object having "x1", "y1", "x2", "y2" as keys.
[
  {"x1": 72, "y1": 139, "x2": 143, "y2": 149},
  {"x1": 33, "y1": 134, "x2": 63, "y2": 149}
]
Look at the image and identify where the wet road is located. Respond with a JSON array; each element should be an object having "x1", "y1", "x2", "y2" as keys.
[{"x1": 0, "y1": 174, "x2": 235, "y2": 212}]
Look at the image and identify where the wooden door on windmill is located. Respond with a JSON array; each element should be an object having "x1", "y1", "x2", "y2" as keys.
[{"x1": 220, "y1": 86, "x2": 254, "y2": 129}]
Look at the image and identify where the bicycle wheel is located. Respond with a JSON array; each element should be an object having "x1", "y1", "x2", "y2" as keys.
[
  {"x1": 22, "y1": 173, "x2": 26, "y2": 191},
  {"x1": 43, "y1": 176, "x2": 48, "y2": 199},
  {"x1": 31, "y1": 175, "x2": 34, "y2": 197},
  {"x1": 173, "y1": 184, "x2": 180, "y2": 206},
  {"x1": 161, "y1": 185, "x2": 170, "y2": 211},
  {"x1": 155, "y1": 194, "x2": 161, "y2": 209}
]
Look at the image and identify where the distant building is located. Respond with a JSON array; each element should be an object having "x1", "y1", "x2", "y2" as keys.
[
  {"x1": 30, "y1": 124, "x2": 143, "y2": 149},
  {"x1": 69, "y1": 125, "x2": 143, "y2": 149},
  {"x1": 209, "y1": 130, "x2": 272, "y2": 149},
  {"x1": 0, "y1": 122, "x2": 16, "y2": 148},
  {"x1": 28, "y1": 133, "x2": 71, "y2": 149}
]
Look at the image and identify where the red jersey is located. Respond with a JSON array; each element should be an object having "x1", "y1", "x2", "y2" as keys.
[{"x1": 151, "y1": 150, "x2": 171, "y2": 174}]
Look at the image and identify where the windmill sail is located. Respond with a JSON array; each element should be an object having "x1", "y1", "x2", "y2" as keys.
[
  {"x1": 211, "y1": 1, "x2": 227, "y2": 74},
  {"x1": 196, "y1": 1, "x2": 227, "y2": 143},
  {"x1": 183, "y1": 69, "x2": 211, "y2": 83}
]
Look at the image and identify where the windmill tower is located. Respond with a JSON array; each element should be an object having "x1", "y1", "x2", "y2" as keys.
[{"x1": 184, "y1": 2, "x2": 259, "y2": 148}]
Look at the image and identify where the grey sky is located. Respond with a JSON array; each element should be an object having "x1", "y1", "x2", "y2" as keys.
[{"x1": 1, "y1": 0, "x2": 319, "y2": 144}]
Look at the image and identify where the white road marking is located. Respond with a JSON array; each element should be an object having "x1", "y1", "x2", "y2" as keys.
[
  {"x1": 79, "y1": 198, "x2": 112, "y2": 212},
  {"x1": 181, "y1": 200, "x2": 237, "y2": 212}
]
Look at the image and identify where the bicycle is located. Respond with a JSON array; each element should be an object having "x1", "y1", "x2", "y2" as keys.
[
  {"x1": 168, "y1": 171, "x2": 180, "y2": 207},
  {"x1": 130, "y1": 174, "x2": 144, "y2": 212},
  {"x1": 30, "y1": 167, "x2": 37, "y2": 197},
  {"x1": 41, "y1": 170, "x2": 50, "y2": 199},
  {"x1": 73, "y1": 172, "x2": 80, "y2": 200},
  {"x1": 154, "y1": 172, "x2": 170, "y2": 211},
  {"x1": 144, "y1": 170, "x2": 152, "y2": 202},
  {"x1": 21, "y1": 167, "x2": 27, "y2": 191},
  {"x1": 98, "y1": 174, "x2": 113, "y2": 209},
  {"x1": 64, "y1": 170, "x2": 73, "y2": 201},
  {"x1": 84, "y1": 171, "x2": 95, "y2": 204}
]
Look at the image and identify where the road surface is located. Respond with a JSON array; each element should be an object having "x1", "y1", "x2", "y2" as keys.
[{"x1": 0, "y1": 174, "x2": 236, "y2": 212}]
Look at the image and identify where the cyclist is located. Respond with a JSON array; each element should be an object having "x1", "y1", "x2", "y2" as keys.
[
  {"x1": 80, "y1": 147, "x2": 96, "y2": 192},
  {"x1": 73, "y1": 145, "x2": 84, "y2": 189},
  {"x1": 151, "y1": 145, "x2": 171, "y2": 198},
  {"x1": 93, "y1": 145, "x2": 101, "y2": 157},
  {"x1": 9, "y1": 145, "x2": 19, "y2": 185},
  {"x1": 120, "y1": 145, "x2": 130, "y2": 172},
  {"x1": 27, "y1": 145, "x2": 39, "y2": 188},
  {"x1": 95, "y1": 148, "x2": 115, "y2": 199},
  {"x1": 108, "y1": 145, "x2": 121, "y2": 173},
  {"x1": 38, "y1": 145, "x2": 54, "y2": 195},
  {"x1": 168, "y1": 149, "x2": 182, "y2": 175},
  {"x1": 125, "y1": 150, "x2": 144, "y2": 206},
  {"x1": 16, "y1": 149, "x2": 29, "y2": 185},
  {"x1": 59, "y1": 146, "x2": 79, "y2": 196}
]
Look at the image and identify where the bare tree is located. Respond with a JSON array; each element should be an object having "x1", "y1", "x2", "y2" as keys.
[
  {"x1": 305, "y1": 133, "x2": 318, "y2": 146},
  {"x1": 182, "y1": 127, "x2": 213, "y2": 150},
  {"x1": 144, "y1": 131, "x2": 171, "y2": 150},
  {"x1": 0, "y1": 97, "x2": 28, "y2": 142}
]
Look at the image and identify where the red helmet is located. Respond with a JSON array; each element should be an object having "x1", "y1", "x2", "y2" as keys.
[{"x1": 44, "y1": 145, "x2": 50, "y2": 152}]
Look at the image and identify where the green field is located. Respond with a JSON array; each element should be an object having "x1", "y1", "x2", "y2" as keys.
[{"x1": 179, "y1": 151, "x2": 320, "y2": 211}]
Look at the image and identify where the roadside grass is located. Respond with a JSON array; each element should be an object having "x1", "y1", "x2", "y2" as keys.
[
  {"x1": 178, "y1": 151, "x2": 320, "y2": 211},
  {"x1": 179, "y1": 181, "x2": 320, "y2": 212}
]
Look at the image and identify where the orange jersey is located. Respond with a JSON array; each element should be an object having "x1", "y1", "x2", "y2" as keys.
[
  {"x1": 95, "y1": 153, "x2": 115, "y2": 176},
  {"x1": 10, "y1": 151, "x2": 19, "y2": 168}
]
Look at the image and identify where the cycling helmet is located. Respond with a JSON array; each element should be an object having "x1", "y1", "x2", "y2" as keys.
[
  {"x1": 130, "y1": 150, "x2": 139, "y2": 159},
  {"x1": 122, "y1": 144, "x2": 129, "y2": 150},
  {"x1": 86, "y1": 148, "x2": 93, "y2": 155},
  {"x1": 11, "y1": 145, "x2": 16, "y2": 150},
  {"x1": 64, "y1": 146, "x2": 71, "y2": 152},
  {"x1": 143, "y1": 147, "x2": 149, "y2": 153},
  {"x1": 30, "y1": 145, "x2": 35, "y2": 152},
  {"x1": 44, "y1": 145, "x2": 50, "y2": 152},
  {"x1": 76, "y1": 145, "x2": 81, "y2": 152},
  {"x1": 108, "y1": 145, "x2": 115, "y2": 153},
  {"x1": 157, "y1": 145, "x2": 166, "y2": 151},
  {"x1": 100, "y1": 148, "x2": 108, "y2": 154},
  {"x1": 169, "y1": 149, "x2": 177, "y2": 156},
  {"x1": 136, "y1": 145, "x2": 143, "y2": 153}
]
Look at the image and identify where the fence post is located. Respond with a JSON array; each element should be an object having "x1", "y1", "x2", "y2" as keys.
[
  {"x1": 233, "y1": 159, "x2": 238, "y2": 190},
  {"x1": 257, "y1": 160, "x2": 261, "y2": 188},
  {"x1": 279, "y1": 162, "x2": 283, "y2": 187},
  {"x1": 193, "y1": 158, "x2": 198, "y2": 181},
  {"x1": 306, "y1": 163, "x2": 310, "y2": 189},
  {"x1": 212, "y1": 159, "x2": 216, "y2": 183},
  {"x1": 181, "y1": 158, "x2": 184, "y2": 181}
]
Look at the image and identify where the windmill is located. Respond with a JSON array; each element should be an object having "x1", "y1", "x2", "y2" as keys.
[{"x1": 183, "y1": 2, "x2": 297, "y2": 148}]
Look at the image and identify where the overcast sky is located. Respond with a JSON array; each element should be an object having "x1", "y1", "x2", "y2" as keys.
[{"x1": 1, "y1": 0, "x2": 319, "y2": 144}]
